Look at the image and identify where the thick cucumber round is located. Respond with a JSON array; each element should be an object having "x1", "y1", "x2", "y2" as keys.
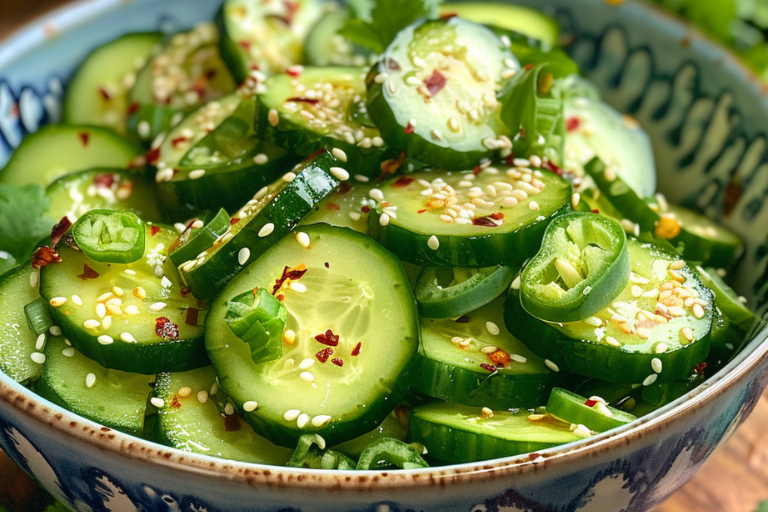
[
  {"x1": 415, "y1": 265, "x2": 515, "y2": 319},
  {"x1": 63, "y1": 32, "x2": 163, "y2": 136},
  {"x1": 37, "y1": 337, "x2": 154, "y2": 436},
  {"x1": 304, "y1": 8, "x2": 372, "y2": 68},
  {"x1": 366, "y1": 17, "x2": 517, "y2": 170},
  {"x1": 0, "y1": 125, "x2": 142, "y2": 186},
  {"x1": 258, "y1": 66, "x2": 394, "y2": 178},
  {"x1": 545, "y1": 388, "x2": 637, "y2": 433},
  {"x1": 368, "y1": 166, "x2": 572, "y2": 267},
  {"x1": 504, "y1": 239, "x2": 714, "y2": 384},
  {"x1": 414, "y1": 297, "x2": 559, "y2": 410},
  {"x1": 216, "y1": 0, "x2": 323, "y2": 82},
  {"x1": 46, "y1": 168, "x2": 161, "y2": 224},
  {"x1": 155, "y1": 92, "x2": 295, "y2": 220},
  {"x1": 0, "y1": 266, "x2": 45, "y2": 384},
  {"x1": 410, "y1": 402, "x2": 581, "y2": 464},
  {"x1": 127, "y1": 23, "x2": 236, "y2": 144},
  {"x1": 153, "y1": 366, "x2": 293, "y2": 464},
  {"x1": 206, "y1": 223, "x2": 420, "y2": 447},
  {"x1": 439, "y1": 3, "x2": 560, "y2": 44},
  {"x1": 178, "y1": 150, "x2": 339, "y2": 300},
  {"x1": 40, "y1": 224, "x2": 207, "y2": 374}
]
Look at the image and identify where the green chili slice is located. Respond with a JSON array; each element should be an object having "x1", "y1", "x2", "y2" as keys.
[
  {"x1": 169, "y1": 208, "x2": 231, "y2": 268},
  {"x1": 695, "y1": 266, "x2": 758, "y2": 331},
  {"x1": 520, "y1": 212, "x2": 630, "y2": 323},
  {"x1": 546, "y1": 387, "x2": 637, "y2": 433},
  {"x1": 224, "y1": 288, "x2": 286, "y2": 365},
  {"x1": 287, "y1": 434, "x2": 357, "y2": 470},
  {"x1": 356, "y1": 437, "x2": 429, "y2": 470},
  {"x1": 71, "y1": 209, "x2": 145, "y2": 264}
]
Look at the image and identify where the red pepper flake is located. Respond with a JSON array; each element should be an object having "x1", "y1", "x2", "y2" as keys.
[
  {"x1": 331, "y1": 358, "x2": 344, "y2": 367},
  {"x1": 424, "y1": 69, "x2": 447, "y2": 96},
  {"x1": 127, "y1": 102, "x2": 139, "y2": 115},
  {"x1": 239, "y1": 40, "x2": 251, "y2": 50},
  {"x1": 378, "y1": 152, "x2": 406, "y2": 182},
  {"x1": 78, "y1": 132, "x2": 90, "y2": 147},
  {"x1": 417, "y1": 209, "x2": 428, "y2": 214},
  {"x1": 155, "y1": 317, "x2": 180, "y2": 340},
  {"x1": 393, "y1": 176, "x2": 414, "y2": 188},
  {"x1": 327, "y1": 202, "x2": 340, "y2": 211},
  {"x1": 584, "y1": 399, "x2": 598, "y2": 408},
  {"x1": 314, "y1": 329, "x2": 339, "y2": 347},
  {"x1": 524, "y1": 63, "x2": 535, "y2": 70},
  {"x1": 277, "y1": 294, "x2": 285, "y2": 301},
  {"x1": 286, "y1": 96, "x2": 318, "y2": 104},
  {"x1": 361, "y1": 206, "x2": 371, "y2": 213},
  {"x1": 694, "y1": 362, "x2": 707, "y2": 376},
  {"x1": 224, "y1": 414, "x2": 241, "y2": 432},
  {"x1": 230, "y1": 218, "x2": 241, "y2": 226},
  {"x1": 184, "y1": 308, "x2": 200, "y2": 327},
  {"x1": 543, "y1": 160, "x2": 563, "y2": 175},
  {"x1": 505, "y1": 153, "x2": 516, "y2": 166},
  {"x1": 440, "y1": 12, "x2": 458, "y2": 18},
  {"x1": 77, "y1": 264, "x2": 99, "y2": 280},
  {"x1": 171, "y1": 136, "x2": 189, "y2": 148},
  {"x1": 50, "y1": 217, "x2": 72, "y2": 247},
  {"x1": 316, "y1": 347, "x2": 334, "y2": 363},
  {"x1": 455, "y1": 315, "x2": 470, "y2": 323},
  {"x1": 251, "y1": 63, "x2": 260, "y2": 71},
  {"x1": 386, "y1": 58, "x2": 401, "y2": 71},
  {"x1": 31, "y1": 246, "x2": 62, "y2": 270},
  {"x1": 480, "y1": 363, "x2": 497, "y2": 373},
  {"x1": 351, "y1": 342, "x2": 361, "y2": 356},
  {"x1": 487, "y1": 349, "x2": 512, "y2": 368},
  {"x1": 472, "y1": 215, "x2": 501, "y2": 227},
  {"x1": 491, "y1": 212, "x2": 504, "y2": 220},
  {"x1": 180, "y1": 287, "x2": 192, "y2": 298},
  {"x1": 404, "y1": 121, "x2": 414, "y2": 135},
  {"x1": 566, "y1": 117, "x2": 581, "y2": 132},
  {"x1": 98, "y1": 87, "x2": 111, "y2": 101},
  {"x1": 591, "y1": 209, "x2": 600, "y2": 214},
  {"x1": 271, "y1": 265, "x2": 308, "y2": 295},
  {"x1": 337, "y1": 182, "x2": 352, "y2": 195},
  {"x1": 473, "y1": 165, "x2": 483, "y2": 176},
  {"x1": 142, "y1": 146, "x2": 161, "y2": 167},
  {"x1": 150, "y1": 225, "x2": 161, "y2": 237},
  {"x1": 171, "y1": 396, "x2": 182, "y2": 409},
  {"x1": 93, "y1": 173, "x2": 116, "y2": 189}
]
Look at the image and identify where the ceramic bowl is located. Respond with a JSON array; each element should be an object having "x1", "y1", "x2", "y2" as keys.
[{"x1": 2, "y1": 0, "x2": 768, "y2": 511}]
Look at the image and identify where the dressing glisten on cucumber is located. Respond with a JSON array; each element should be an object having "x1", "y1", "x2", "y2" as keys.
[{"x1": 0, "y1": 0, "x2": 758, "y2": 471}]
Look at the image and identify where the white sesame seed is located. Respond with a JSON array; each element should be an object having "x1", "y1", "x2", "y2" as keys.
[
  {"x1": 300, "y1": 371, "x2": 315, "y2": 383},
  {"x1": 259, "y1": 223, "x2": 275, "y2": 237},
  {"x1": 330, "y1": 167, "x2": 350, "y2": 181},
  {"x1": 62, "y1": 347, "x2": 75, "y2": 357},
  {"x1": 528, "y1": 201, "x2": 540, "y2": 211},
  {"x1": 83, "y1": 320, "x2": 101, "y2": 329},
  {"x1": 238, "y1": 248, "x2": 250, "y2": 266},
  {"x1": 372, "y1": 136, "x2": 384, "y2": 147},
  {"x1": 150, "y1": 397, "x2": 165, "y2": 408},
  {"x1": 197, "y1": 390, "x2": 209, "y2": 404},
  {"x1": 30, "y1": 270, "x2": 39, "y2": 288},
  {"x1": 86, "y1": 373, "x2": 97, "y2": 388},
  {"x1": 268, "y1": 108, "x2": 279, "y2": 127},
  {"x1": 605, "y1": 336, "x2": 621, "y2": 347},
  {"x1": 584, "y1": 316, "x2": 602, "y2": 327},
  {"x1": 431, "y1": 129, "x2": 443, "y2": 141},
  {"x1": 545, "y1": 359, "x2": 560, "y2": 372},
  {"x1": 511, "y1": 275, "x2": 521, "y2": 290},
  {"x1": 120, "y1": 332, "x2": 136, "y2": 343},
  {"x1": 427, "y1": 235, "x2": 439, "y2": 251},
  {"x1": 379, "y1": 213, "x2": 391, "y2": 227},
  {"x1": 35, "y1": 334, "x2": 46, "y2": 351},
  {"x1": 680, "y1": 328, "x2": 694, "y2": 343},
  {"x1": 573, "y1": 424, "x2": 592, "y2": 438},
  {"x1": 670, "y1": 260, "x2": 686, "y2": 270},
  {"x1": 369, "y1": 189, "x2": 384, "y2": 202},
  {"x1": 253, "y1": 153, "x2": 269, "y2": 165},
  {"x1": 243, "y1": 401, "x2": 259, "y2": 412},
  {"x1": 49, "y1": 326, "x2": 62, "y2": 336},
  {"x1": 643, "y1": 374, "x2": 658, "y2": 386},
  {"x1": 188, "y1": 169, "x2": 206, "y2": 180},
  {"x1": 331, "y1": 148, "x2": 348, "y2": 162},
  {"x1": 692, "y1": 303, "x2": 705, "y2": 319},
  {"x1": 486, "y1": 321, "x2": 500, "y2": 335},
  {"x1": 373, "y1": 73, "x2": 389, "y2": 84},
  {"x1": 297, "y1": 413, "x2": 310, "y2": 428},
  {"x1": 510, "y1": 354, "x2": 528, "y2": 363},
  {"x1": 224, "y1": 403, "x2": 235, "y2": 415},
  {"x1": 651, "y1": 358, "x2": 663, "y2": 374},
  {"x1": 31, "y1": 352, "x2": 45, "y2": 365},
  {"x1": 296, "y1": 232, "x2": 311, "y2": 248},
  {"x1": 49, "y1": 297, "x2": 67, "y2": 307},
  {"x1": 312, "y1": 415, "x2": 332, "y2": 427},
  {"x1": 97, "y1": 335, "x2": 114, "y2": 345},
  {"x1": 299, "y1": 358, "x2": 315, "y2": 370},
  {"x1": 125, "y1": 305, "x2": 140, "y2": 315},
  {"x1": 138, "y1": 121, "x2": 151, "y2": 139},
  {"x1": 284, "y1": 409, "x2": 301, "y2": 422},
  {"x1": 289, "y1": 282, "x2": 307, "y2": 293}
]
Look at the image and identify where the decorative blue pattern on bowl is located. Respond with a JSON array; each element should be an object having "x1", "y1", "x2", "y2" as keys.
[{"x1": 1, "y1": 0, "x2": 768, "y2": 511}]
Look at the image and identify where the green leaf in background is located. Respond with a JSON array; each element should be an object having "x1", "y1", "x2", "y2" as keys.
[
  {"x1": 340, "y1": 0, "x2": 442, "y2": 53},
  {"x1": 0, "y1": 183, "x2": 52, "y2": 265},
  {"x1": 756, "y1": 501, "x2": 768, "y2": 512}
]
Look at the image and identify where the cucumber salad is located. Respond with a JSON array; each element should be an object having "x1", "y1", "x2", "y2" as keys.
[{"x1": 0, "y1": 0, "x2": 760, "y2": 470}]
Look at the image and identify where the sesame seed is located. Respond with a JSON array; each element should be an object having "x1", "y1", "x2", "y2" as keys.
[
  {"x1": 631, "y1": 285, "x2": 643, "y2": 298},
  {"x1": 372, "y1": 136, "x2": 385, "y2": 147},
  {"x1": 243, "y1": 401, "x2": 259, "y2": 412},
  {"x1": 49, "y1": 297, "x2": 67, "y2": 307},
  {"x1": 387, "y1": 81, "x2": 397, "y2": 94},
  {"x1": 150, "y1": 397, "x2": 165, "y2": 408},
  {"x1": 224, "y1": 403, "x2": 235, "y2": 415},
  {"x1": 284, "y1": 409, "x2": 301, "y2": 422},
  {"x1": 268, "y1": 109, "x2": 279, "y2": 127},
  {"x1": 651, "y1": 358, "x2": 663, "y2": 374},
  {"x1": 86, "y1": 373, "x2": 96, "y2": 388},
  {"x1": 283, "y1": 329, "x2": 296, "y2": 345},
  {"x1": 331, "y1": 148, "x2": 348, "y2": 162},
  {"x1": 289, "y1": 282, "x2": 307, "y2": 293},
  {"x1": 156, "y1": 168, "x2": 174, "y2": 183},
  {"x1": 178, "y1": 387, "x2": 192, "y2": 398},
  {"x1": 35, "y1": 333, "x2": 46, "y2": 351},
  {"x1": 30, "y1": 352, "x2": 45, "y2": 365},
  {"x1": 584, "y1": 316, "x2": 602, "y2": 327},
  {"x1": 62, "y1": 348, "x2": 75, "y2": 357},
  {"x1": 238, "y1": 248, "x2": 250, "y2": 266},
  {"x1": 605, "y1": 336, "x2": 621, "y2": 347},
  {"x1": 528, "y1": 201, "x2": 541, "y2": 212},
  {"x1": 30, "y1": 270, "x2": 39, "y2": 288},
  {"x1": 137, "y1": 121, "x2": 151, "y2": 139},
  {"x1": 188, "y1": 169, "x2": 206, "y2": 180},
  {"x1": 373, "y1": 73, "x2": 389, "y2": 84},
  {"x1": 448, "y1": 117, "x2": 460, "y2": 132},
  {"x1": 670, "y1": 260, "x2": 686, "y2": 270},
  {"x1": 427, "y1": 235, "x2": 439, "y2": 251},
  {"x1": 369, "y1": 189, "x2": 384, "y2": 202},
  {"x1": 125, "y1": 305, "x2": 140, "y2": 315},
  {"x1": 133, "y1": 287, "x2": 147, "y2": 300},
  {"x1": 431, "y1": 129, "x2": 443, "y2": 141},
  {"x1": 300, "y1": 371, "x2": 315, "y2": 383},
  {"x1": 692, "y1": 303, "x2": 705, "y2": 319},
  {"x1": 297, "y1": 413, "x2": 310, "y2": 428},
  {"x1": 296, "y1": 232, "x2": 311, "y2": 248},
  {"x1": 486, "y1": 321, "x2": 500, "y2": 335},
  {"x1": 480, "y1": 345, "x2": 498, "y2": 354},
  {"x1": 573, "y1": 424, "x2": 592, "y2": 438},
  {"x1": 259, "y1": 223, "x2": 275, "y2": 237},
  {"x1": 501, "y1": 197, "x2": 519, "y2": 208},
  {"x1": 681, "y1": 328, "x2": 694, "y2": 343},
  {"x1": 312, "y1": 415, "x2": 332, "y2": 427},
  {"x1": 330, "y1": 167, "x2": 350, "y2": 181},
  {"x1": 120, "y1": 333, "x2": 136, "y2": 343},
  {"x1": 643, "y1": 374, "x2": 658, "y2": 386},
  {"x1": 511, "y1": 275, "x2": 521, "y2": 290},
  {"x1": 481, "y1": 407, "x2": 494, "y2": 418},
  {"x1": 197, "y1": 390, "x2": 209, "y2": 404},
  {"x1": 98, "y1": 335, "x2": 114, "y2": 345},
  {"x1": 253, "y1": 153, "x2": 269, "y2": 165},
  {"x1": 511, "y1": 354, "x2": 528, "y2": 363},
  {"x1": 545, "y1": 359, "x2": 559, "y2": 372},
  {"x1": 83, "y1": 319, "x2": 100, "y2": 329},
  {"x1": 379, "y1": 213, "x2": 391, "y2": 227}
]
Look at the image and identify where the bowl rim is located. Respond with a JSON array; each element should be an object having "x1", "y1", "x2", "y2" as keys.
[{"x1": 1, "y1": 0, "x2": 767, "y2": 491}]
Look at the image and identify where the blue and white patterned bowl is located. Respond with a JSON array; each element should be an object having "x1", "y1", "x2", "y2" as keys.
[{"x1": 2, "y1": 0, "x2": 768, "y2": 511}]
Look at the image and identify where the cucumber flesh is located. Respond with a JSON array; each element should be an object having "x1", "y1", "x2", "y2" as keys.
[
  {"x1": 300, "y1": 180, "x2": 375, "y2": 234},
  {"x1": 440, "y1": 3, "x2": 560, "y2": 45},
  {"x1": 0, "y1": 266, "x2": 45, "y2": 384},
  {"x1": 546, "y1": 387, "x2": 637, "y2": 433}
]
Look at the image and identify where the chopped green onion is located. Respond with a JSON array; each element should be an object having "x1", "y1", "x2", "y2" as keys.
[
  {"x1": 24, "y1": 297, "x2": 54, "y2": 336},
  {"x1": 356, "y1": 437, "x2": 429, "y2": 470},
  {"x1": 225, "y1": 288, "x2": 286, "y2": 365},
  {"x1": 287, "y1": 434, "x2": 357, "y2": 470}
]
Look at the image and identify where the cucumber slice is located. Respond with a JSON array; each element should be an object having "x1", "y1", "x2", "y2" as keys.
[
  {"x1": 304, "y1": 8, "x2": 372, "y2": 67},
  {"x1": 706, "y1": 306, "x2": 745, "y2": 372},
  {"x1": 153, "y1": 366, "x2": 293, "y2": 464},
  {"x1": 300, "y1": 180, "x2": 375, "y2": 234},
  {"x1": 367, "y1": 166, "x2": 572, "y2": 267},
  {"x1": 46, "y1": 168, "x2": 161, "y2": 224},
  {"x1": 366, "y1": 17, "x2": 517, "y2": 170},
  {"x1": 0, "y1": 266, "x2": 44, "y2": 384},
  {"x1": 410, "y1": 402, "x2": 581, "y2": 464},
  {"x1": 178, "y1": 151, "x2": 339, "y2": 300},
  {"x1": 216, "y1": 0, "x2": 324, "y2": 82},
  {"x1": 415, "y1": 265, "x2": 514, "y2": 319},
  {"x1": 169, "y1": 209, "x2": 231, "y2": 268},
  {"x1": 0, "y1": 125, "x2": 142, "y2": 186},
  {"x1": 205, "y1": 223, "x2": 420, "y2": 447},
  {"x1": 504, "y1": 239, "x2": 714, "y2": 384},
  {"x1": 37, "y1": 337, "x2": 154, "y2": 436},
  {"x1": 258, "y1": 66, "x2": 394, "y2": 178},
  {"x1": 40, "y1": 223, "x2": 207, "y2": 374},
  {"x1": 695, "y1": 266, "x2": 757, "y2": 331},
  {"x1": 415, "y1": 297, "x2": 559, "y2": 410},
  {"x1": 439, "y1": 3, "x2": 560, "y2": 45},
  {"x1": 155, "y1": 92, "x2": 295, "y2": 220},
  {"x1": 128, "y1": 23, "x2": 236, "y2": 144},
  {"x1": 63, "y1": 32, "x2": 164, "y2": 136},
  {"x1": 545, "y1": 388, "x2": 637, "y2": 433}
]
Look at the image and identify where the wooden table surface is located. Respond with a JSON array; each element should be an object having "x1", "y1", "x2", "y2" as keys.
[{"x1": 1, "y1": 1, "x2": 768, "y2": 511}]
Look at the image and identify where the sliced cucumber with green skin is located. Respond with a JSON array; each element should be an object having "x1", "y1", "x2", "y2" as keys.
[
  {"x1": 300, "y1": 180, "x2": 375, "y2": 234},
  {"x1": 366, "y1": 17, "x2": 517, "y2": 170},
  {"x1": 546, "y1": 388, "x2": 637, "y2": 433},
  {"x1": 304, "y1": 8, "x2": 373, "y2": 68},
  {"x1": 178, "y1": 151, "x2": 339, "y2": 300},
  {"x1": 40, "y1": 223, "x2": 207, "y2": 374},
  {"x1": 37, "y1": 337, "x2": 154, "y2": 436},
  {"x1": 0, "y1": 266, "x2": 44, "y2": 384},
  {"x1": 415, "y1": 296, "x2": 559, "y2": 410},
  {"x1": 504, "y1": 239, "x2": 714, "y2": 384},
  {"x1": 439, "y1": 3, "x2": 560, "y2": 45},
  {"x1": 367, "y1": 166, "x2": 572, "y2": 267},
  {"x1": 565, "y1": 97, "x2": 656, "y2": 199},
  {"x1": 640, "y1": 373, "x2": 704, "y2": 408},
  {"x1": 410, "y1": 402, "x2": 581, "y2": 464},
  {"x1": 258, "y1": 66, "x2": 395, "y2": 178},
  {"x1": 169, "y1": 209, "x2": 231, "y2": 268},
  {"x1": 46, "y1": 168, "x2": 161, "y2": 224},
  {"x1": 706, "y1": 306, "x2": 746, "y2": 372},
  {"x1": 128, "y1": 23, "x2": 236, "y2": 144},
  {"x1": 206, "y1": 224, "x2": 420, "y2": 447},
  {"x1": 216, "y1": 0, "x2": 324, "y2": 82},
  {"x1": 63, "y1": 32, "x2": 163, "y2": 136},
  {"x1": 695, "y1": 266, "x2": 757, "y2": 331},
  {"x1": 331, "y1": 410, "x2": 409, "y2": 459},
  {"x1": 415, "y1": 265, "x2": 514, "y2": 319},
  {"x1": 155, "y1": 92, "x2": 295, "y2": 220},
  {"x1": 154, "y1": 366, "x2": 293, "y2": 464},
  {"x1": 0, "y1": 125, "x2": 142, "y2": 186}
]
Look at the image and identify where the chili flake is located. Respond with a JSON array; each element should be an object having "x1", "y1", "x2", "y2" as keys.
[
  {"x1": 224, "y1": 414, "x2": 241, "y2": 432},
  {"x1": 404, "y1": 121, "x2": 414, "y2": 135},
  {"x1": 351, "y1": 342, "x2": 361, "y2": 356},
  {"x1": 78, "y1": 132, "x2": 90, "y2": 147},
  {"x1": 272, "y1": 265, "x2": 308, "y2": 295},
  {"x1": 171, "y1": 396, "x2": 182, "y2": 409},
  {"x1": 31, "y1": 246, "x2": 62, "y2": 270},
  {"x1": 385, "y1": 58, "x2": 401, "y2": 71},
  {"x1": 77, "y1": 264, "x2": 100, "y2": 281},
  {"x1": 332, "y1": 358, "x2": 344, "y2": 367},
  {"x1": 393, "y1": 176, "x2": 414, "y2": 188},
  {"x1": 127, "y1": 102, "x2": 139, "y2": 115},
  {"x1": 150, "y1": 225, "x2": 161, "y2": 237},
  {"x1": 584, "y1": 399, "x2": 598, "y2": 408},
  {"x1": 184, "y1": 307, "x2": 200, "y2": 327},
  {"x1": 566, "y1": 117, "x2": 581, "y2": 132},
  {"x1": 93, "y1": 173, "x2": 116, "y2": 189},
  {"x1": 472, "y1": 215, "x2": 502, "y2": 227},
  {"x1": 327, "y1": 202, "x2": 340, "y2": 211},
  {"x1": 378, "y1": 151, "x2": 406, "y2": 180},
  {"x1": 361, "y1": 206, "x2": 371, "y2": 213},
  {"x1": 424, "y1": 69, "x2": 447, "y2": 96},
  {"x1": 315, "y1": 329, "x2": 339, "y2": 347},
  {"x1": 230, "y1": 218, "x2": 241, "y2": 225},
  {"x1": 316, "y1": 347, "x2": 334, "y2": 363},
  {"x1": 50, "y1": 217, "x2": 72, "y2": 247},
  {"x1": 286, "y1": 97, "x2": 320, "y2": 105},
  {"x1": 155, "y1": 317, "x2": 180, "y2": 340},
  {"x1": 337, "y1": 182, "x2": 352, "y2": 195},
  {"x1": 480, "y1": 363, "x2": 497, "y2": 373},
  {"x1": 487, "y1": 349, "x2": 511, "y2": 368}
]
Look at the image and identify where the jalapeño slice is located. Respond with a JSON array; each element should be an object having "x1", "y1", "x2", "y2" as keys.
[
  {"x1": 415, "y1": 265, "x2": 515, "y2": 319},
  {"x1": 168, "y1": 209, "x2": 231, "y2": 268},
  {"x1": 520, "y1": 213, "x2": 630, "y2": 323},
  {"x1": 366, "y1": 17, "x2": 518, "y2": 170},
  {"x1": 545, "y1": 388, "x2": 637, "y2": 433},
  {"x1": 71, "y1": 210, "x2": 145, "y2": 264},
  {"x1": 695, "y1": 266, "x2": 758, "y2": 331},
  {"x1": 367, "y1": 165, "x2": 571, "y2": 267},
  {"x1": 505, "y1": 239, "x2": 714, "y2": 384}
]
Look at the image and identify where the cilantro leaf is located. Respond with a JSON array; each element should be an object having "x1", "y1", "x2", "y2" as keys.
[
  {"x1": 756, "y1": 501, "x2": 768, "y2": 512},
  {"x1": 0, "y1": 183, "x2": 53, "y2": 264},
  {"x1": 340, "y1": 0, "x2": 442, "y2": 54}
]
